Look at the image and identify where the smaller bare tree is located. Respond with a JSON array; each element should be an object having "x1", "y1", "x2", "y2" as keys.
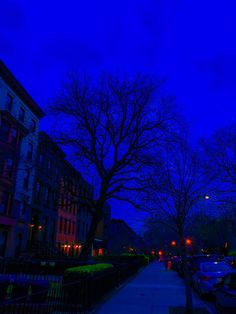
[
  {"x1": 202, "y1": 124, "x2": 236, "y2": 239},
  {"x1": 144, "y1": 139, "x2": 212, "y2": 314}
]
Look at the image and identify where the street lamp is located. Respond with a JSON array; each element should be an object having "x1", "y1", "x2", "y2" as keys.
[
  {"x1": 186, "y1": 239, "x2": 191, "y2": 246},
  {"x1": 204, "y1": 194, "x2": 210, "y2": 200}
]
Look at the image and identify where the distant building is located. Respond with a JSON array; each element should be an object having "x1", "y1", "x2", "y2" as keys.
[
  {"x1": 107, "y1": 219, "x2": 146, "y2": 254},
  {"x1": 0, "y1": 61, "x2": 44, "y2": 257}
]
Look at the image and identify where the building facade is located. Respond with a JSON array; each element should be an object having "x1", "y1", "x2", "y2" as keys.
[
  {"x1": 30, "y1": 132, "x2": 65, "y2": 255},
  {"x1": 107, "y1": 219, "x2": 145, "y2": 254},
  {"x1": 0, "y1": 61, "x2": 44, "y2": 257},
  {"x1": 57, "y1": 162, "x2": 93, "y2": 256}
]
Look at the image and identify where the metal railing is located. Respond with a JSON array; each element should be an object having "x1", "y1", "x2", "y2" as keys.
[{"x1": 0, "y1": 269, "x2": 117, "y2": 314}]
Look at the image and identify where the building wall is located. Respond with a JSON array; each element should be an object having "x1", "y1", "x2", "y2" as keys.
[
  {"x1": 107, "y1": 219, "x2": 143, "y2": 254},
  {"x1": 31, "y1": 132, "x2": 65, "y2": 251},
  {"x1": 0, "y1": 63, "x2": 44, "y2": 257},
  {"x1": 0, "y1": 111, "x2": 27, "y2": 257}
]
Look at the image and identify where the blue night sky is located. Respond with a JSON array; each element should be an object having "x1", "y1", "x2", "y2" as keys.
[{"x1": 1, "y1": 0, "x2": 236, "y2": 233}]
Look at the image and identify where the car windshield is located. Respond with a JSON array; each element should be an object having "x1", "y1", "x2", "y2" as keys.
[{"x1": 202, "y1": 263, "x2": 232, "y2": 272}]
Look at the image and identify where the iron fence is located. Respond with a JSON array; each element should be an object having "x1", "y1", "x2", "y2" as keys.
[{"x1": 0, "y1": 269, "x2": 117, "y2": 314}]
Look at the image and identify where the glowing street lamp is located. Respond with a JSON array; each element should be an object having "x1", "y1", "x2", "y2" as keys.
[
  {"x1": 186, "y1": 239, "x2": 191, "y2": 246},
  {"x1": 204, "y1": 195, "x2": 210, "y2": 200},
  {"x1": 171, "y1": 241, "x2": 176, "y2": 247}
]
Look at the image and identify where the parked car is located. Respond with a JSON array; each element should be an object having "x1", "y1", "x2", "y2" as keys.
[
  {"x1": 192, "y1": 262, "x2": 236, "y2": 297},
  {"x1": 214, "y1": 272, "x2": 236, "y2": 314},
  {"x1": 177, "y1": 255, "x2": 220, "y2": 278},
  {"x1": 187, "y1": 255, "x2": 221, "y2": 275},
  {"x1": 222, "y1": 256, "x2": 236, "y2": 269}
]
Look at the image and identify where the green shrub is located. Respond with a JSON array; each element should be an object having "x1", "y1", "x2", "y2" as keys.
[
  {"x1": 64, "y1": 263, "x2": 114, "y2": 282},
  {"x1": 228, "y1": 251, "x2": 236, "y2": 257},
  {"x1": 95, "y1": 253, "x2": 149, "y2": 265}
]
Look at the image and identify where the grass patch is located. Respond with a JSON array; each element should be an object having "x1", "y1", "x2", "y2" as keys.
[{"x1": 169, "y1": 307, "x2": 210, "y2": 314}]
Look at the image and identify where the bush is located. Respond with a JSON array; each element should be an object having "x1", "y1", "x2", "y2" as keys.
[
  {"x1": 95, "y1": 253, "x2": 149, "y2": 265},
  {"x1": 63, "y1": 263, "x2": 114, "y2": 282},
  {"x1": 120, "y1": 253, "x2": 149, "y2": 265},
  {"x1": 229, "y1": 251, "x2": 236, "y2": 257},
  {"x1": 63, "y1": 263, "x2": 116, "y2": 309}
]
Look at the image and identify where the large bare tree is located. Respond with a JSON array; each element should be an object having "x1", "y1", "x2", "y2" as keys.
[
  {"x1": 144, "y1": 139, "x2": 212, "y2": 314},
  {"x1": 50, "y1": 73, "x2": 176, "y2": 260}
]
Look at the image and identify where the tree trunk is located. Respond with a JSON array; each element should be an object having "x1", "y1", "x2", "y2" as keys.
[
  {"x1": 179, "y1": 237, "x2": 193, "y2": 314},
  {"x1": 79, "y1": 210, "x2": 102, "y2": 261}
]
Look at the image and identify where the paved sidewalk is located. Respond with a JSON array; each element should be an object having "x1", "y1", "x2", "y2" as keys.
[{"x1": 95, "y1": 262, "x2": 212, "y2": 314}]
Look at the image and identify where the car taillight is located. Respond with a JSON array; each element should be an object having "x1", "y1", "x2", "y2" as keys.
[{"x1": 200, "y1": 275, "x2": 212, "y2": 281}]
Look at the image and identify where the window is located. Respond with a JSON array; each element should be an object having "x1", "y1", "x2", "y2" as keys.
[
  {"x1": 43, "y1": 216, "x2": 48, "y2": 241},
  {"x1": 15, "y1": 234, "x2": 22, "y2": 257},
  {"x1": 47, "y1": 159, "x2": 52, "y2": 170},
  {"x1": 19, "y1": 107, "x2": 25, "y2": 123},
  {"x1": 10, "y1": 128, "x2": 18, "y2": 145},
  {"x1": 0, "y1": 119, "x2": 10, "y2": 142},
  {"x1": 51, "y1": 220, "x2": 55, "y2": 241},
  {"x1": 59, "y1": 216, "x2": 63, "y2": 233},
  {"x1": 39, "y1": 154, "x2": 43, "y2": 165},
  {"x1": 4, "y1": 159, "x2": 13, "y2": 178},
  {"x1": 0, "y1": 191, "x2": 9, "y2": 214},
  {"x1": 23, "y1": 170, "x2": 30, "y2": 189},
  {"x1": 64, "y1": 219, "x2": 68, "y2": 233},
  {"x1": 35, "y1": 181, "x2": 41, "y2": 201},
  {"x1": 0, "y1": 232, "x2": 8, "y2": 257},
  {"x1": 30, "y1": 119, "x2": 36, "y2": 132},
  {"x1": 20, "y1": 200, "x2": 27, "y2": 216},
  {"x1": 27, "y1": 143, "x2": 33, "y2": 161},
  {"x1": 44, "y1": 187, "x2": 50, "y2": 206},
  {"x1": 6, "y1": 94, "x2": 13, "y2": 111},
  {"x1": 55, "y1": 167, "x2": 59, "y2": 177}
]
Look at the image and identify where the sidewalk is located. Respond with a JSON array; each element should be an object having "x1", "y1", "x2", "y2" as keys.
[{"x1": 95, "y1": 261, "x2": 212, "y2": 314}]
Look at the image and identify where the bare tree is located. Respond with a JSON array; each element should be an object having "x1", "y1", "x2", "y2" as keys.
[
  {"x1": 144, "y1": 139, "x2": 212, "y2": 314},
  {"x1": 202, "y1": 124, "x2": 236, "y2": 239},
  {"x1": 50, "y1": 72, "x2": 176, "y2": 260}
]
